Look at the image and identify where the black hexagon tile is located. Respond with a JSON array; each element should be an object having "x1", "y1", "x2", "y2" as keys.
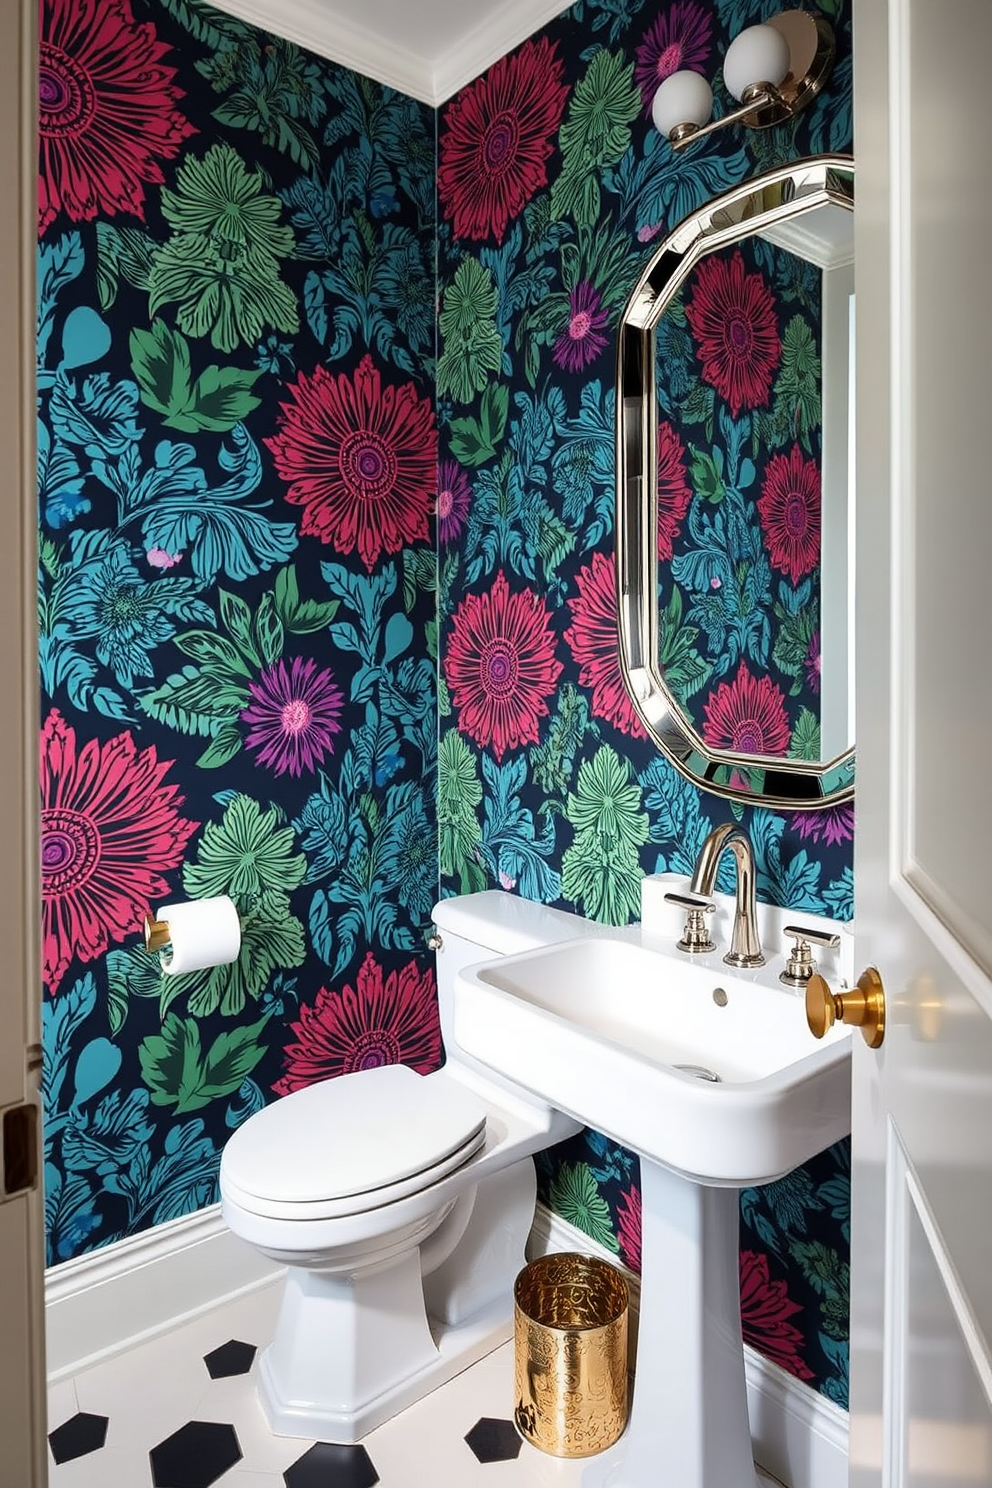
[
  {"x1": 203, "y1": 1339, "x2": 258, "y2": 1379},
  {"x1": 465, "y1": 1417, "x2": 523, "y2": 1464},
  {"x1": 149, "y1": 1420, "x2": 242, "y2": 1487},
  {"x1": 48, "y1": 1411, "x2": 109, "y2": 1464},
  {"x1": 284, "y1": 1441, "x2": 379, "y2": 1488}
]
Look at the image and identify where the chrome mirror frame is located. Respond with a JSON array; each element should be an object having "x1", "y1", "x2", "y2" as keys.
[{"x1": 616, "y1": 155, "x2": 855, "y2": 811}]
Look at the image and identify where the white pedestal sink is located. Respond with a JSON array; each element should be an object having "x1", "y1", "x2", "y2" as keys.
[{"x1": 453, "y1": 880, "x2": 852, "y2": 1488}]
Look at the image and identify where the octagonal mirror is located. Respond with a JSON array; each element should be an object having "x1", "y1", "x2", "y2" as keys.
[{"x1": 616, "y1": 156, "x2": 855, "y2": 810}]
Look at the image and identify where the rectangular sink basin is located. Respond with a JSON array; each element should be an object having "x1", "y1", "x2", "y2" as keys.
[{"x1": 454, "y1": 935, "x2": 851, "y2": 1187}]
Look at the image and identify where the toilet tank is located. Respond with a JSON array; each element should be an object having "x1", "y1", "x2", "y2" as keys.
[{"x1": 430, "y1": 890, "x2": 591, "y2": 1060}]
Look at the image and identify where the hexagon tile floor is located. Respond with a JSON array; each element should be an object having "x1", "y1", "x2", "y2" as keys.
[{"x1": 46, "y1": 1281, "x2": 784, "y2": 1487}]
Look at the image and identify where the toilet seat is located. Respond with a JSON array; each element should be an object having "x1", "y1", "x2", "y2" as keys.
[{"x1": 221, "y1": 1064, "x2": 488, "y2": 1222}]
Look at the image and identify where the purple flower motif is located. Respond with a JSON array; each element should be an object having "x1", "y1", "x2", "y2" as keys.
[
  {"x1": 241, "y1": 656, "x2": 343, "y2": 778},
  {"x1": 634, "y1": 0, "x2": 713, "y2": 115},
  {"x1": 437, "y1": 459, "x2": 471, "y2": 544},
  {"x1": 553, "y1": 281, "x2": 609, "y2": 373},
  {"x1": 804, "y1": 630, "x2": 821, "y2": 695},
  {"x1": 789, "y1": 801, "x2": 855, "y2": 847}
]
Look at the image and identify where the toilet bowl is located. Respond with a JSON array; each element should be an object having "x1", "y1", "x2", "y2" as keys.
[{"x1": 219, "y1": 891, "x2": 588, "y2": 1442}]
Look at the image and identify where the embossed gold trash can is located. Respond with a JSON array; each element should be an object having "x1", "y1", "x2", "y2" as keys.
[{"x1": 513, "y1": 1252, "x2": 629, "y2": 1458}]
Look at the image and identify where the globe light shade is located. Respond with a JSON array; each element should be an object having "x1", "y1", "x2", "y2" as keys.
[
  {"x1": 651, "y1": 71, "x2": 714, "y2": 140},
  {"x1": 722, "y1": 22, "x2": 791, "y2": 101}
]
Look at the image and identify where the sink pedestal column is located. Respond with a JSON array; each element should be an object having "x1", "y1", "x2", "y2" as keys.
[{"x1": 586, "y1": 1156, "x2": 760, "y2": 1488}]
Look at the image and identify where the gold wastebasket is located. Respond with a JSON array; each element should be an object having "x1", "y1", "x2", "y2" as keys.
[{"x1": 513, "y1": 1252, "x2": 629, "y2": 1458}]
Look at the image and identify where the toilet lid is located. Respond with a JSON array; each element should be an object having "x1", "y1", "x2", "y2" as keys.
[{"x1": 221, "y1": 1064, "x2": 487, "y2": 1207}]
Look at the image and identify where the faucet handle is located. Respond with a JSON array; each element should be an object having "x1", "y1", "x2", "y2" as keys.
[
  {"x1": 780, "y1": 924, "x2": 841, "y2": 988},
  {"x1": 665, "y1": 890, "x2": 717, "y2": 955}
]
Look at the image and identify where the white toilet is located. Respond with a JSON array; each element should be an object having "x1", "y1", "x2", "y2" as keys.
[{"x1": 219, "y1": 890, "x2": 586, "y2": 1442}]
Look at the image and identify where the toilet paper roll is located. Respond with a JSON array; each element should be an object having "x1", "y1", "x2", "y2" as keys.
[{"x1": 155, "y1": 895, "x2": 241, "y2": 976}]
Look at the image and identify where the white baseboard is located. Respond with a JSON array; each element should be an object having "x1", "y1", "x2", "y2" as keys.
[
  {"x1": 528, "y1": 1207, "x2": 849, "y2": 1488},
  {"x1": 44, "y1": 1204, "x2": 282, "y2": 1384},
  {"x1": 46, "y1": 1201, "x2": 849, "y2": 1488}
]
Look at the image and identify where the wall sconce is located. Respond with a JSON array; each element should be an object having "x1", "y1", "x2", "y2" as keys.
[{"x1": 651, "y1": 10, "x2": 835, "y2": 150}]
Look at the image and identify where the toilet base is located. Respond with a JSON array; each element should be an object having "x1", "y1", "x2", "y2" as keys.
[
  {"x1": 255, "y1": 1158, "x2": 537, "y2": 1442},
  {"x1": 258, "y1": 1287, "x2": 514, "y2": 1442}
]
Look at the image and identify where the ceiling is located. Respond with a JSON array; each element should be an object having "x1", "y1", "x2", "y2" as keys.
[{"x1": 207, "y1": 0, "x2": 573, "y2": 105}]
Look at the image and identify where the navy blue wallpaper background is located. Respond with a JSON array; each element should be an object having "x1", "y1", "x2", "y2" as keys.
[
  {"x1": 436, "y1": 0, "x2": 853, "y2": 1403},
  {"x1": 38, "y1": 0, "x2": 854, "y2": 1407}
]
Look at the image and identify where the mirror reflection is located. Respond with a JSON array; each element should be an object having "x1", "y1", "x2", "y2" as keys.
[{"x1": 616, "y1": 158, "x2": 855, "y2": 809}]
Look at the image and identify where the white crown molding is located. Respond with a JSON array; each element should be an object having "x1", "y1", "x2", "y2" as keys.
[
  {"x1": 430, "y1": 0, "x2": 575, "y2": 104},
  {"x1": 203, "y1": 0, "x2": 574, "y2": 105},
  {"x1": 204, "y1": 0, "x2": 437, "y2": 103},
  {"x1": 760, "y1": 216, "x2": 856, "y2": 272}
]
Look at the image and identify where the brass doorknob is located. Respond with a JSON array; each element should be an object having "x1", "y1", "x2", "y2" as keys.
[{"x1": 805, "y1": 967, "x2": 886, "y2": 1049}]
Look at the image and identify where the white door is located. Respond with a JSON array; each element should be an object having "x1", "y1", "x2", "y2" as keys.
[
  {"x1": 850, "y1": 2, "x2": 992, "y2": 1486},
  {"x1": 0, "y1": 0, "x2": 49, "y2": 1482}
]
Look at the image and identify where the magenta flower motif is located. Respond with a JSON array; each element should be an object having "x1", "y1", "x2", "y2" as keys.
[
  {"x1": 553, "y1": 282, "x2": 610, "y2": 373},
  {"x1": 758, "y1": 444, "x2": 821, "y2": 586},
  {"x1": 685, "y1": 249, "x2": 781, "y2": 417},
  {"x1": 241, "y1": 656, "x2": 343, "y2": 778},
  {"x1": 789, "y1": 801, "x2": 855, "y2": 847},
  {"x1": 635, "y1": 0, "x2": 714, "y2": 114},
  {"x1": 657, "y1": 420, "x2": 692, "y2": 561},
  {"x1": 437, "y1": 459, "x2": 472, "y2": 544},
  {"x1": 438, "y1": 36, "x2": 569, "y2": 243},
  {"x1": 265, "y1": 355, "x2": 436, "y2": 572},
  {"x1": 444, "y1": 570, "x2": 562, "y2": 761},
  {"x1": 38, "y1": 0, "x2": 196, "y2": 236},
  {"x1": 273, "y1": 952, "x2": 442, "y2": 1094},
  {"x1": 617, "y1": 1183, "x2": 642, "y2": 1273},
  {"x1": 740, "y1": 1251, "x2": 815, "y2": 1382},
  {"x1": 702, "y1": 662, "x2": 791, "y2": 758},
  {"x1": 804, "y1": 630, "x2": 821, "y2": 695},
  {"x1": 40, "y1": 708, "x2": 198, "y2": 994},
  {"x1": 564, "y1": 552, "x2": 647, "y2": 739}
]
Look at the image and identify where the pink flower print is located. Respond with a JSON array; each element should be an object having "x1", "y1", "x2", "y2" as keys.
[
  {"x1": 38, "y1": 0, "x2": 195, "y2": 236},
  {"x1": 39, "y1": 708, "x2": 198, "y2": 994},
  {"x1": 438, "y1": 36, "x2": 569, "y2": 243},
  {"x1": 444, "y1": 571, "x2": 562, "y2": 760},
  {"x1": 273, "y1": 952, "x2": 442, "y2": 1093}
]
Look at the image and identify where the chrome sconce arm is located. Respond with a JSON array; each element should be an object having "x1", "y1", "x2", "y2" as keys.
[{"x1": 652, "y1": 11, "x2": 835, "y2": 151}]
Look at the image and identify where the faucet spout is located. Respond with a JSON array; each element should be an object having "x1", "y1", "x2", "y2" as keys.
[{"x1": 688, "y1": 823, "x2": 765, "y2": 969}]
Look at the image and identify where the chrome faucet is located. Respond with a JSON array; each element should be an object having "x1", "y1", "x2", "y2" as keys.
[{"x1": 687, "y1": 823, "x2": 765, "y2": 969}]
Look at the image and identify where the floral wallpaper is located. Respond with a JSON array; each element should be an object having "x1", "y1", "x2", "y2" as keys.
[
  {"x1": 658, "y1": 234, "x2": 824, "y2": 756},
  {"x1": 38, "y1": 0, "x2": 440, "y2": 1262},
  {"x1": 435, "y1": 0, "x2": 853, "y2": 1404},
  {"x1": 38, "y1": 0, "x2": 854, "y2": 1414}
]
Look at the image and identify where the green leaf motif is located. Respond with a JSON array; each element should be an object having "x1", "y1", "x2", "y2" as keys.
[
  {"x1": 105, "y1": 945, "x2": 164, "y2": 1036},
  {"x1": 148, "y1": 143, "x2": 299, "y2": 354},
  {"x1": 174, "y1": 628, "x2": 253, "y2": 678},
  {"x1": 187, "y1": 893, "x2": 306, "y2": 1017},
  {"x1": 272, "y1": 564, "x2": 340, "y2": 634},
  {"x1": 140, "y1": 664, "x2": 250, "y2": 736},
  {"x1": 438, "y1": 729, "x2": 482, "y2": 881},
  {"x1": 177, "y1": 365, "x2": 264, "y2": 433},
  {"x1": 130, "y1": 321, "x2": 192, "y2": 422},
  {"x1": 448, "y1": 381, "x2": 509, "y2": 467},
  {"x1": 130, "y1": 319, "x2": 264, "y2": 432},
  {"x1": 254, "y1": 590, "x2": 284, "y2": 666},
  {"x1": 218, "y1": 589, "x2": 260, "y2": 664},
  {"x1": 196, "y1": 726, "x2": 244, "y2": 769},
  {"x1": 139, "y1": 1012, "x2": 269, "y2": 1112},
  {"x1": 184, "y1": 794, "x2": 307, "y2": 904},
  {"x1": 551, "y1": 49, "x2": 640, "y2": 227},
  {"x1": 562, "y1": 745, "x2": 648, "y2": 924},
  {"x1": 437, "y1": 258, "x2": 503, "y2": 403}
]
